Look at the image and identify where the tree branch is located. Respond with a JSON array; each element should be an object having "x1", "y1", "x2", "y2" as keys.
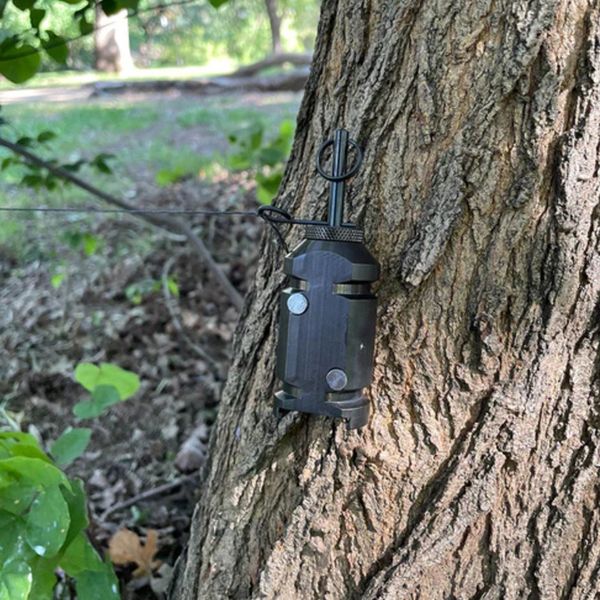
[
  {"x1": 0, "y1": 136, "x2": 244, "y2": 310},
  {"x1": 161, "y1": 256, "x2": 221, "y2": 372},
  {"x1": 232, "y1": 52, "x2": 312, "y2": 78}
]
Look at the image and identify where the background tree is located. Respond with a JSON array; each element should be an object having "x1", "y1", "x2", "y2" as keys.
[
  {"x1": 264, "y1": 0, "x2": 282, "y2": 55},
  {"x1": 172, "y1": 0, "x2": 600, "y2": 598},
  {"x1": 94, "y1": 8, "x2": 134, "y2": 73}
]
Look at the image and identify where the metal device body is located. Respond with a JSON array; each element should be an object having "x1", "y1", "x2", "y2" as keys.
[{"x1": 274, "y1": 129, "x2": 380, "y2": 429}]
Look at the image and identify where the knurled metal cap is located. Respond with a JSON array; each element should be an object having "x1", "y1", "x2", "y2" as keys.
[{"x1": 304, "y1": 225, "x2": 364, "y2": 243}]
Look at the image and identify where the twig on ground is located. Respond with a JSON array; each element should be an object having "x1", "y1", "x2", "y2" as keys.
[
  {"x1": 100, "y1": 473, "x2": 198, "y2": 521},
  {"x1": 161, "y1": 256, "x2": 220, "y2": 372}
]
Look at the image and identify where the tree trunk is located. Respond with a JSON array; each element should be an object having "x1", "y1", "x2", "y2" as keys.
[
  {"x1": 264, "y1": 0, "x2": 283, "y2": 55},
  {"x1": 172, "y1": 0, "x2": 600, "y2": 598},
  {"x1": 94, "y1": 8, "x2": 134, "y2": 73}
]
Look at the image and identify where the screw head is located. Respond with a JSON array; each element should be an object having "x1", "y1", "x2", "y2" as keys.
[
  {"x1": 326, "y1": 368, "x2": 348, "y2": 391},
  {"x1": 287, "y1": 292, "x2": 308, "y2": 315}
]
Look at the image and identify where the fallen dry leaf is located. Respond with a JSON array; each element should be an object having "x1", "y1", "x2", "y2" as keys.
[{"x1": 108, "y1": 528, "x2": 161, "y2": 577}]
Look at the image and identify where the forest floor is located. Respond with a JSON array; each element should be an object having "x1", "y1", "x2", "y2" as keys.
[{"x1": 0, "y1": 89, "x2": 301, "y2": 599}]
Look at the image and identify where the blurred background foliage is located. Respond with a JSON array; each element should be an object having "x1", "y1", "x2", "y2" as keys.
[{"x1": 0, "y1": 0, "x2": 319, "y2": 77}]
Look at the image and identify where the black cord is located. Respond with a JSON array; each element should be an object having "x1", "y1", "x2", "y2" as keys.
[
  {"x1": 0, "y1": 204, "x2": 318, "y2": 253},
  {"x1": 0, "y1": 207, "x2": 255, "y2": 216}
]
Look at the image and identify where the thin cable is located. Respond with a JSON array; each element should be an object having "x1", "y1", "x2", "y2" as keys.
[
  {"x1": 0, "y1": 206, "x2": 256, "y2": 216},
  {"x1": 0, "y1": 204, "x2": 322, "y2": 252}
]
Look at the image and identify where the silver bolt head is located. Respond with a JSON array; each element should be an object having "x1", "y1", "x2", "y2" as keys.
[
  {"x1": 326, "y1": 368, "x2": 348, "y2": 391},
  {"x1": 287, "y1": 292, "x2": 308, "y2": 315}
]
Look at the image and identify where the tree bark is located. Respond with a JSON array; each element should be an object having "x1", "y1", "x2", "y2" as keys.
[
  {"x1": 264, "y1": 0, "x2": 283, "y2": 55},
  {"x1": 172, "y1": 0, "x2": 600, "y2": 598},
  {"x1": 94, "y1": 8, "x2": 134, "y2": 73}
]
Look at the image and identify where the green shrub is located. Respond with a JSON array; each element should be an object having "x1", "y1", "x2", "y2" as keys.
[
  {"x1": 0, "y1": 362, "x2": 140, "y2": 599},
  {"x1": 226, "y1": 118, "x2": 295, "y2": 204}
]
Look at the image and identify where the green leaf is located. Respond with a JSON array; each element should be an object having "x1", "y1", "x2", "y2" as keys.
[
  {"x1": 50, "y1": 428, "x2": 91, "y2": 468},
  {"x1": 50, "y1": 273, "x2": 65, "y2": 289},
  {"x1": 247, "y1": 123, "x2": 264, "y2": 151},
  {"x1": 79, "y1": 18, "x2": 94, "y2": 35},
  {"x1": 0, "y1": 432, "x2": 40, "y2": 447},
  {"x1": 37, "y1": 130, "x2": 56, "y2": 143},
  {"x1": 256, "y1": 171, "x2": 283, "y2": 204},
  {"x1": 16, "y1": 136, "x2": 32, "y2": 147},
  {"x1": 74, "y1": 363, "x2": 140, "y2": 400},
  {"x1": 43, "y1": 175, "x2": 58, "y2": 191},
  {"x1": 62, "y1": 478, "x2": 88, "y2": 548},
  {"x1": 61, "y1": 159, "x2": 85, "y2": 172},
  {"x1": 61, "y1": 533, "x2": 104, "y2": 576},
  {"x1": 29, "y1": 8, "x2": 45, "y2": 29},
  {"x1": 166, "y1": 277, "x2": 179, "y2": 297},
  {"x1": 100, "y1": 0, "x2": 119, "y2": 15},
  {"x1": 24, "y1": 486, "x2": 70, "y2": 558},
  {"x1": 0, "y1": 440, "x2": 50, "y2": 463},
  {"x1": 73, "y1": 363, "x2": 100, "y2": 390},
  {"x1": 75, "y1": 563, "x2": 120, "y2": 600},
  {"x1": 0, "y1": 511, "x2": 33, "y2": 564},
  {"x1": 279, "y1": 119, "x2": 295, "y2": 140},
  {"x1": 29, "y1": 556, "x2": 59, "y2": 600},
  {"x1": 258, "y1": 146, "x2": 286, "y2": 167},
  {"x1": 0, "y1": 560, "x2": 32, "y2": 600},
  {"x1": 208, "y1": 0, "x2": 229, "y2": 7},
  {"x1": 155, "y1": 167, "x2": 186, "y2": 186},
  {"x1": 72, "y1": 385, "x2": 121, "y2": 419},
  {"x1": 0, "y1": 44, "x2": 41, "y2": 84},
  {"x1": 256, "y1": 185, "x2": 274, "y2": 205},
  {"x1": 226, "y1": 153, "x2": 252, "y2": 171},
  {"x1": 44, "y1": 32, "x2": 68, "y2": 65},
  {"x1": 82, "y1": 233, "x2": 98, "y2": 256},
  {"x1": 0, "y1": 482, "x2": 39, "y2": 517},
  {"x1": 0, "y1": 457, "x2": 69, "y2": 491},
  {"x1": 91, "y1": 153, "x2": 114, "y2": 174},
  {"x1": 12, "y1": 0, "x2": 34, "y2": 9},
  {"x1": 21, "y1": 173, "x2": 44, "y2": 188}
]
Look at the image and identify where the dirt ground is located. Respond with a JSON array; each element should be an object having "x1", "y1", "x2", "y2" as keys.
[{"x1": 0, "y1": 90, "x2": 298, "y2": 598}]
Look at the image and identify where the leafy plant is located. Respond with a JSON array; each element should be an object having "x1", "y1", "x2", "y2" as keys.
[
  {"x1": 154, "y1": 155, "x2": 209, "y2": 187},
  {"x1": 0, "y1": 118, "x2": 116, "y2": 192},
  {"x1": 73, "y1": 362, "x2": 140, "y2": 419},
  {"x1": 226, "y1": 118, "x2": 295, "y2": 204},
  {"x1": 125, "y1": 276, "x2": 178, "y2": 305},
  {"x1": 0, "y1": 432, "x2": 118, "y2": 600},
  {"x1": 0, "y1": 361, "x2": 140, "y2": 599}
]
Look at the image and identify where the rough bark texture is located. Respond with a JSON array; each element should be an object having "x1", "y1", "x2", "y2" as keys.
[
  {"x1": 94, "y1": 8, "x2": 134, "y2": 73},
  {"x1": 173, "y1": 0, "x2": 600, "y2": 598}
]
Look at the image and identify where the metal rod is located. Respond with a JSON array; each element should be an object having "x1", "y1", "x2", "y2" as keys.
[{"x1": 327, "y1": 128, "x2": 349, "y2": 227}]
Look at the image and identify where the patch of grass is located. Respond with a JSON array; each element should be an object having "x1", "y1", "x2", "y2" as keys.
[
  {"x1": 2, "y1": 102, "x2": 159, "y2": 144},
  {"x1": 176, "y1": 99, "x2": 298, "y2": 133},
  {"x1": 176, "y1": 105, "x2": 264, "y2": 129}
]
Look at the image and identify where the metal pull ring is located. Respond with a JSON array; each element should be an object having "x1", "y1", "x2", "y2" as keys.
[{"x1": 316, "y1": 137, "x2": 363, "y2": 182}]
